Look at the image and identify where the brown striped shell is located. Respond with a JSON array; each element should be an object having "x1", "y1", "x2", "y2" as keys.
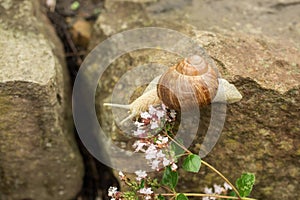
[{"x1": 157, "y1": 55, "x2": 219, "y2": 111}]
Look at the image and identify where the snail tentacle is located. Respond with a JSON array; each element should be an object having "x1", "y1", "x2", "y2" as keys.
[
  {"x1": 103, "y1": 103, "x2": 131, "y2": 110},
  {"x1": 103, "y1": 87, "x2": 161, "y2": 125}
]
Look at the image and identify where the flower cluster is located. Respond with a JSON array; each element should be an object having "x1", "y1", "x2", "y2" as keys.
[
  {"x1": 138, "y1": 187, "x2": 153, "y2": 200},
  {"x1": 133, "y1": 104, "x2": 176, "y2": 137},
  {"x1": 109, "y1": 170, "x2": 155, "y2": 200},
  {"x1": 134, "y1": 170, "x2": 154, "y2": 199},
  {"x1": 203, "y1": 182, "x2": 233, "y2": 200},
  {"x1": 107, "y1": 101, "x2": 256, "y2": 200},
  {"x1": 108, "y1": 186, "x2": 120, "y2": 200},
  {"x1": 107, "y1": 104, "x2": 179, "y2": 199},
  {"x1": 133, "y1": 134, "x2": 178, "y2": 171},
  {"x1": 131, "y1": 104, "x2": 178, "y2": 170}
]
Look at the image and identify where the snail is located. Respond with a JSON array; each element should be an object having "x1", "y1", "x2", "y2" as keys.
[{"x1": 104, "y1": 55, "x2": 242, "y2": 124}]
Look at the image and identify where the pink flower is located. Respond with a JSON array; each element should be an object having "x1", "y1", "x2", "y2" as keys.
[
  {"x1": 156, "y1": 150, "x2": 165, "y2": 158},
  {"x1": 145, "y1": 144, "x2": 157, "y2": 160},
  {"x1": 156, "y1": 110, "x2": 165, "y2": 119},
  {"x1": 151, "y1": 159, "x2": 160, "y2": 170},
  {"x1": 132, "y1": 141, "x2": 147, "y2": 152},
  {"x1": 162, "y1": 158, "x2": 170, "y2": 166},
  {"x1": 170, "y1": 110, "x2": 176, "y2": 119},
  {"x1": 156, "y1": 135, "x2": 168, "y2": 145},
  {"x1": 133, "y1": 128, "x2": 146, "y2": 137},
  {"x1": 204, "y1": 187, "x2": 213, "y2": 195},
  {"x1": 150, "y1": 121, "x2": 159, "y2": 129},
  {"x1": 108, "y1": 186, "x2": 118, "y2": 197},
  {"x1": 141, "y1": 112, "x2": 151, "y2": 119},
  {"x1": 118, "y1": 171, "x2": 125, "y2": 179},
  {"x1": 171, "y1": 163, "x2": 178, "y2": 171},
  {"x1": 148, "y1": 105, "x2": 157, "y2": 115},
  {"x1": 139, "y1": 187, "x2": 153, "y2": 195},
  {"x1": 224, "y1": 182, "x2": 232, "y2": 191},
  {"x1": 213, "y1": 184, "x2": 223, "y2": 194},
  {"x1": 135, "y1": 170, "x2": 147, "y2": 181},
  {"x1": 134, "y1": 121, "x2": 145, "y2": 127}
]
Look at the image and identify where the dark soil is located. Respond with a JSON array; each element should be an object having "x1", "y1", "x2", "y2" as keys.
[{"x1": 46, "y1": 1, "x2": 119, "y2": 200}]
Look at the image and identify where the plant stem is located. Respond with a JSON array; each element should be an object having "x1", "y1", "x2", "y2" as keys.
[
  {"x1": 161, "y1": 185, "x2": 175, "y2": 194},
  {"x1": 164, "y1": 132, "x2": 192, "y2": 154},
  {"x1": 201, "y1": 160, "x2": 242, "y2": 199},
  {"x1": 159, "y1": 193, "x2": 256, "y2": 200},
  {"x1": 164, "y1": 131, "x2": 242, "y2": 199}
]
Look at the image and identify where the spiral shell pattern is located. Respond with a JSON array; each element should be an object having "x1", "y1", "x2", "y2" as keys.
[{"x1": 157, "y1": 55, "x2": 219, "y2": 111}]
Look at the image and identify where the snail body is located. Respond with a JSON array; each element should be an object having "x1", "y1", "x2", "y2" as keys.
[
  {"x1": 104, "y1": 55, "x2": 242, "y2": 124},
  {"x1": 103, "y1": 88, "x2": 161, "y2": 124}
]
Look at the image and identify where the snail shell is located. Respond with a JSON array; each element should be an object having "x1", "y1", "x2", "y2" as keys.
[{"x1": 157, "y1": 55, "x2": 219, "y2": 111}]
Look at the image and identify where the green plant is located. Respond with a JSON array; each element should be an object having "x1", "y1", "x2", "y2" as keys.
[{"x1": 108, "y1": 104, "x2": 256, "y2": 200}]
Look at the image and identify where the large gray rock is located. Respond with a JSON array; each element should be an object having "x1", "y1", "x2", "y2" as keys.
[
  {"x1": 182, "y1": 30, "x2": 300, "y2": 200},
  {"x1": 145, "y1": 0, "x2": 300, "y2": 48},
  {"x1": 0, "y1": 1, "x2": 83, "y2": 200},
  {"x1": 90, "y1": 1, "x2": 300, "y2": 200}
]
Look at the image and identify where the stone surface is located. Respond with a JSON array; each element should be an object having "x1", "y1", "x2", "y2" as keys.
[
  {"x1": 184, "y1": 30, "x2": 300, "y2": 200},
  {"x1": 145, "y1": 0, "x2": 300, "y2": 49},
  {"x1": 0, "y1": 1, "x2": 84, "y2": 200},
  {"x1": 90, "y1": 1, "x2": 300, "y2": 200}
]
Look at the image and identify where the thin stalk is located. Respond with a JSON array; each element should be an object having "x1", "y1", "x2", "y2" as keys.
[
  {"x1": 164, "y1": 132, "x2": 192, "y2": 154},
  {"x1": 161, "y1": 185, "x2": 175, "y2": 194},
  {"x1": 201, "y1": 160, "x2": 241, "y2": 199},
  {"x1": 175, "y1": 153, "x2": 190, "y2": 158},
  {"x1": 164, "y1": 131, "x2": 242, "y2": 199},
  {"x1": 158, "y1": 193, "x2": 256, "y2": 200}
]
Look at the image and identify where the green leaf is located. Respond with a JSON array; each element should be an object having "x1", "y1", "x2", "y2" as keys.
[
  {"x1": 170, "y1": 139, "x2": 185, "y2": 157},
  {"x1": 139, "y1": 179, "x2": 145, "y2": 189},
  {"x1": 70, "y1": 1, "x2": 80, "y2": 10},
  {"x1": 123, "y1": 191, "x2": 136, "y2": 200},
  {"x1": 182, "y1": 154, "x2": 201, "y2": 173},
  {"x1": 229, "y1": 190, "x2": 237, "y2": 197},
  {"x1": 161, "y1": 166, "x2": 178, "y2": 189},
  {"x1": 176, "y1": 193, "x2": 189, "y2": 200},
  {"x1": 165, "y1": 123, "x2": 172, "y2": 132},
  {"x1": 236, "y1": 173, "x2": 255, "y2": 197},
  {"x1": 148, "y1": 178, "x2": 160, "y2": 189},
  {"x1": 157, "y1": 194, "x2": 166, "y2": 200}
]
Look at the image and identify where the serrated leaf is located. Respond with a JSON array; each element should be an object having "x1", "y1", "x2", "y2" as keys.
[
  {"x1": 161, "y1": 166, "x2": 178, "y2": 189},
  {"x1": 236, "y1": 173, "x2": 255, "y2": 197},
  {"x1": 182, "y1": 154, "x2": 201, "y2": 173},
  {"x1": 176, "y1": 193, "x2": 189, "y2": 200}
]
